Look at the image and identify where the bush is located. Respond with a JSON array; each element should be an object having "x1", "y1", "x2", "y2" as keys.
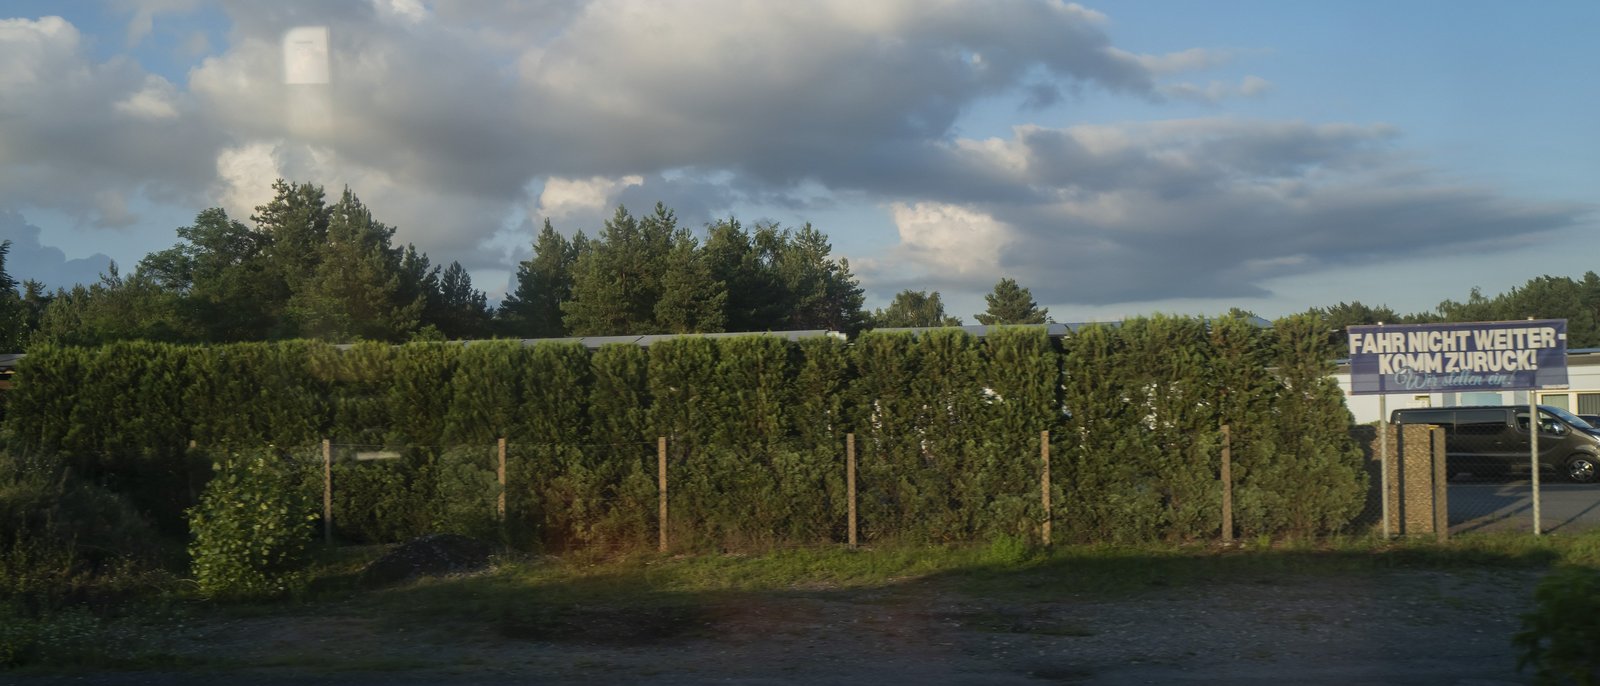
[
  {"x1": 1515, "y1": 565, "x2": 1600, "y2": 685},
  {"x1": 0, "y1": 452, "x2": 165, "y2": 605},
  {"x1": 329, "y1": 451, "x2": 435, "y2": 544},
  {"x1": 187, "y1": 449, "x2": 319, "y2": 599}
]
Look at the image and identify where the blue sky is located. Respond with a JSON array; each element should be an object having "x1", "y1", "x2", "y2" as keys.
[{"x1": 2, "y1": 1, "x2": 1595, "y2": 324}]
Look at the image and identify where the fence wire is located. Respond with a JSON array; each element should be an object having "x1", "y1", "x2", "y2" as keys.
[{"x1": 195, "y1": 420, "x2": 1600, "y2": 557}]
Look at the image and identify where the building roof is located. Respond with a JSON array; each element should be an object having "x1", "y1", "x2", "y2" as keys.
[
  {"x1": 507, "y1": 329, "x2": 843, "y2": 350},
  {"x1": 872, "y1": 316, "x2": 1272, "y2": 338}
]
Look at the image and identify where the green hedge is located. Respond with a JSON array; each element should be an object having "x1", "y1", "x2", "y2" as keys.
[{"x1": 3, "y1": 320, "x2": 1366, "y2": 550}]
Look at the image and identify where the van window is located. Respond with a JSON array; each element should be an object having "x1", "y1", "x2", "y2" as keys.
[
  {"x1": 1455, "y1": 409, "x2": 1506, "y2": 436},
  {"x1": 1396, "y1": 410, "x2": 1451, "y2": 425}
]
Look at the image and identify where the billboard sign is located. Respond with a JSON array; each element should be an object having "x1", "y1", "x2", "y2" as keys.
[{"x1": 1346, "y1": 319, "x2": 1568, "y2": 395}]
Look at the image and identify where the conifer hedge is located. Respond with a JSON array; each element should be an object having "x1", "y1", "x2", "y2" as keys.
[{"x1": 2, "y1": 318, "x2": 1368, "y2": 549}]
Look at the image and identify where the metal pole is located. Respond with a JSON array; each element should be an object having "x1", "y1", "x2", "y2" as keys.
[
  {"x1": 1531, "y1": 398, "x2": 1541, "y2": 536},
  {"x1": 1379, "y1": 395, "x2": 1390, "y2": 539}
]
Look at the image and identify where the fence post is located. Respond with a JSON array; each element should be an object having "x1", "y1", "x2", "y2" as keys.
[
  {"x1": 322, "y1": 439, "x2": 332, "y2": 545},
  {"x1": 847, "y1": 432, "x2": 857, "y2": 548},
  {"x1": 1221, "y1": 424, "x2": 1233, "y2": 544},
  {"x1": 658, "y1": 436, "x2": 668, "y2": 553},
  {"x1": 1041, "y1": 430, "x2": 1051, "y2": 546},
  {"x1": 497, "y1": 437, "x2": 507, "y2": 522}
]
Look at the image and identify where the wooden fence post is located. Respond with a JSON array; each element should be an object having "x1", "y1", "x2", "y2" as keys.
[
  {"x1": 1041, "y1": 430, "x2": 1051, "y2": 546},
  {"x1": 1221, "y1": 424, "x2": 1233, "y2": 544},
  {"x1": 658, "y1": 436, "x2": 668, "y2": 553},
  {"x1": 322, "y1": 439, "x2": 332, "y2": 545},
  {"x1": 497, "y1": 438, "x2": 507, "y2": 522},
  {"x1": 847, "y1": 433, "x2": 857, "y2": 548}
]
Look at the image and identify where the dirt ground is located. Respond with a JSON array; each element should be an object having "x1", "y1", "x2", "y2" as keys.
[{"x1": 9, "y1": 566, "x2": 1542, "y2": 685}]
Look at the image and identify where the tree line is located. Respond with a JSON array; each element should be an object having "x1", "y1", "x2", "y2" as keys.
[
  {"x1": 1295, "y1": 275, "x2": 1600, "y2": 349},
  {"x1": 0, "y1": 181, "x2": 1059, "y2": 351},
  {"x1": 1, "y1": 179, "x2": 1597, "y2": 349}
]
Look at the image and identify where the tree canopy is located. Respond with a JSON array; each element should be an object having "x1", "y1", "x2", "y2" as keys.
[
  {"x1": 975, "y1": 278, "x2": 1048, "y2": 325},
  {"x1": 9, "y1": 178, "x2": 1600, "y2": 351},
  {"x1": 872, "y1": 290, "x2": 963, "y2": 328},
  {"x1": 4, "y1": 183, "x2": 869, "y2": 349}
]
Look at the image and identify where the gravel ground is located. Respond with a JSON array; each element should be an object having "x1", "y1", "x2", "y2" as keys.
[{"x1": 6, "y1": 566, "x2": 1543, "y2": 685}]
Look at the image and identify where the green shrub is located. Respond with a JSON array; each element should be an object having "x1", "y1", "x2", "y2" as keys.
[
  {"x1": 187, "y1": 449, "x2": 318, "y2": 599},
  {"x1": 329, "y1": 450, "x2": 435, "y2": 544},
  {"x1": 431, "y1": 445, "x2": 501, "y2": 542},
  {"x1": 581, "y1": 344, "x2": 655, "y2": 548},
  {"x1": 1515, "y1": 565, "x2": 1600, "y2": 685},
  {"x1": 0, "y1": 452, "x2": 165, "y2": 604}
]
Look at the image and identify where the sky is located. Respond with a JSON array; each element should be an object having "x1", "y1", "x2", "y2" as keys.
[{"x1": 1, "y1": 0, "x2": 1596, "y2": 324}]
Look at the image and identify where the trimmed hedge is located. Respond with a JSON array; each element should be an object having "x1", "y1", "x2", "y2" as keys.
[{"x1": 3, "y1": 318, "x2": 1366, "y2": 550}]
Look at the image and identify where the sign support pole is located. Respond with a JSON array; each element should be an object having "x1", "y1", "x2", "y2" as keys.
[
  {"x1": 1379, "y1": 394, "x2": 1389, "y2": 540},
  {"x1": 1531, "y1": 397, "x2": 1542, "y2": 536}
]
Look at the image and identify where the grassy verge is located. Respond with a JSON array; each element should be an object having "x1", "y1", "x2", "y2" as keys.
[{"x1": 5, "y1": 530, "x2": 1600, "y2": 673}]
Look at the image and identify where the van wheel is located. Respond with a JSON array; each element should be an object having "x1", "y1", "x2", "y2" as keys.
[{"x1": 1565, "y1": 456, "x2": 1599, "y2": 484}]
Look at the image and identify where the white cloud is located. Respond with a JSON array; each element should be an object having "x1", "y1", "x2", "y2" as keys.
[
  {"x1": 890, "y1": 202, "x2": 1011, "y2": 276},
  {"x1": 0, "y1": 16, "x2": 79, "y2": 89},
  {"x1": 1159, "y1": 75, "x2": 1274, "y2": 103},
  {"x1": 0, "y1": 14, "x2": 219, "y2": 226},
  {"x1": 114, "y1": 75, "x2": 180, "y2": 119},
  {"x1": 214, "y1": 142, "x2": 284, "y2": 220},
  {"x1": 372, "y1": 0, "x2": 430, "y2": 24},
  {"x1": 536, "y1": 175, "x2": 645, "y2": 222},
  {"x1": 116, "y1": 0, "x2": 201, "y2": 47},
  {"x1": 2, "y1": 2, "x2": 1585, "y2": 313},
  {"x1": 1122, "y1": 46, "x2": 1233, "y2": 74}
]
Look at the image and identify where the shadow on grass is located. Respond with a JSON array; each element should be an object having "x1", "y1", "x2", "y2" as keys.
[
  {"x1": 7, "y1": 532, "x2": 1592, "y2": 676},
  {"x1": 347, "y1": 533, "x2": 1578, "y2": 647}
]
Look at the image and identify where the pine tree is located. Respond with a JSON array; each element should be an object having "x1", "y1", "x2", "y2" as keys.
[
  {"x1": 654, "y1": 229, "x2": 727, "y2": 333},
  {"x1": 287, "y1": 188, "x2": 422, "y2": 342},
  {"x1": 774, "y1": 224, "x2": 867, "y2": 332},
  {"x1": 31, "y1": 263, "x2": 194, "y2": 346},
  {"x1": 252, "y1": 180, "x2": 329, "y2": 337},
  {"x1": 430, "y1": 262, "x2": 492, "y2": 340},
  {"x1": 871, "y1": 290, "x2": 962, "y2": 328},
  {"x1": 0, "y1": 240, "x2": 24, "y2": 351},
  {"x1": 139, "y1": 208, "x2": 280, "y2": 342},
  {"x1": 975, "y1": 278, "x2": 1048, "y2": 325},
  {"x1": 702, "y1": 219, "x2": 767, "y2": 331},
  {"x1": 562, "y1": 205, "x2": 673, "y2": 335},
  {"x1": 500, "y1": 220, "x2": 577, "y2": 338},
  {"x1": 396, "y1": 245, "x2": 440, "y2": 333}
]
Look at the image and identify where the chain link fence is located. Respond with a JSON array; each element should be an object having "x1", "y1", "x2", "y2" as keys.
[{"x1": 1385, "y1": 406, "x2": 1600, "y2": 536}]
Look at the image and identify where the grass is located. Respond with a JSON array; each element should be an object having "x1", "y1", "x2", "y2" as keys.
[{"x1": 5, "y1": 530, "x2": 1600, "y2": 673}]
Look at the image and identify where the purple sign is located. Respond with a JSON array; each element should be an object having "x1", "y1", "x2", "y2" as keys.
[{"x1": 1347, "y1": 320, "x2": 1568, "y2": 395}]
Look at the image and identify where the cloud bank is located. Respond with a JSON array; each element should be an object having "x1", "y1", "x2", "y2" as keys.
[{"x1": 0, "y1": 2, "x2": 1586, "y2": 306}]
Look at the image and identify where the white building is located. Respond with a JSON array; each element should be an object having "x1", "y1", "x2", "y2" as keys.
[{"x1": 1334, "y1": 348, "x2": 1600, "y2": 423}]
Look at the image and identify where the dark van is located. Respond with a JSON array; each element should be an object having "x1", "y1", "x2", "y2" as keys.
[{"x1": 1390, "y1": 405, "x2": 1600, "y2": 484}]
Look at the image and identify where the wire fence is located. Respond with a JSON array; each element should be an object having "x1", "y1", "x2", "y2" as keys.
[
  {"x1": 1386, "y1": 407, "x2": 1600, "y2": 537},
  {"x1": 229, "y1": 421, "x2": 1600, "y2": 555}
]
